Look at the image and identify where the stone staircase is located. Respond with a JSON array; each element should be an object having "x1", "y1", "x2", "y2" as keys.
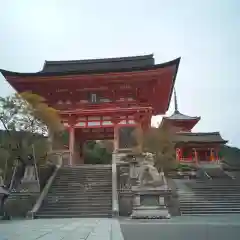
[
  {"x1": 198, "y1": 163, "x2": 232, "y2": 179},
  {"x1": 35, "y1": 165, "x2": 112, "y2": 218},
  {"x1": 175, "y1": 179, "x2": 240, "y2": 215}
]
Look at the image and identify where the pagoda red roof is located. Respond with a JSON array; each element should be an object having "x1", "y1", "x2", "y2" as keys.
[
  {"x1": 160, "y1": 88, "x2": 200, "y2": 130},
  {"x1": 161, "y1": 110, "x2": 200, "y2": 130},
  {"x1": 163, "y1": 111, "x2": 200, "y2": 121}
]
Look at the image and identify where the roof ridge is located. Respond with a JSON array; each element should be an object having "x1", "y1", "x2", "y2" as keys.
[
  {"x1": 169, "y1": 111, "x2": 200, "y2": 118},
  {"x1": 176, "y1": 132, "x2": 220, "y2": 135},
  {"x1": 44, "y1": 54, "x2": 154, "y2": 65}
]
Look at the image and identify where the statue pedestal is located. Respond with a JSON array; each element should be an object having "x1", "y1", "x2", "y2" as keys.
[
  {"x1": 19, "y1": 166, "x2": 40, "y2": 193},
  {"x1": 131, "y1": 185, "x2": 171, "y2": 219}
]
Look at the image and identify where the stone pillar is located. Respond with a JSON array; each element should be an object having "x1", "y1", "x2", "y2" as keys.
[
  {"x1": 113, "y1": 124, "x2": 119, "y2": 152},
  {"x1": 47, "y1": 130, "x2": 54, "y2": 153},
  {"x1": 79, "y1": 140, "x2": 84, "y2": 164},
  {"x1": 136, "y1": 123, "x2": 143, "y2": 153},
  {"x1": 20, "y1": 162, "x2": 40, "y2": 193},
  {"x1": 69, "y1": 126, "x2": 75, "y2": 165}
]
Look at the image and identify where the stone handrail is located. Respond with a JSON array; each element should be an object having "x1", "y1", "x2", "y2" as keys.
[
  {"x1": 27, "y1": 156, "x2": 62, "y2": 219},
  {"x1": 162, "y1": 171, "x2": 168, "y2": 187},
  {"x1": 112, "y1": 152, "x2": 119, "y2": 217}
]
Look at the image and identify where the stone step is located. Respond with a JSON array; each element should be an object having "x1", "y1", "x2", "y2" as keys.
[
  {"x1": 185, "y1": 185, "x2": 240, "y2": 187},
  {"x1": 184, "y1": 184, "x2": 240, "y2": 187},
  {"x1": 181, "y1": 212, "x2": 240, "y2": 216},
  {"x1": 52, "y1": 182, "x2": 112, "y2": 185},
  {"x1": 46, "y1": 195, "x2": 111, "y2": 199},
  {"x1": 60, "y1": 169, "x2": 111, "y2": 172},
  {"x1": 38, "y1": 209, "x2": 112, "y2": 215},
  {"x1": 55, "y1": 177, "x2": 111, "y2": 180},
  {"x1": 57, "y1": 171, "x2": 112, "y2": 174},
  {"x1": 180, "y1": 200, "x2": 240, "y2": 204},
  {"x1": 61, "y1": 165, "x2": 111, "y2": 168},
  {"x1": 46, "y1": 194, "x2": 112, "y2": 199},
  {"x1": 53, "y1": 180, "x2": 112, "y2": 183},
  {"x1": 47, "y1": 193, "x2": 112, "y2": 196},
  {"x1": 52, "y1": 183, "x2": 112, "y2": 187},
  {"x1": 52, "y1": 182, "x2": 112, "y2": 186},
  {"x1": 41, "y1": 203, "x2": 111, "y2": 209},
  {"x1": 179, "y1": 194, "x2": 240, "y2": 197},
  {"x1": 189, "y1": 184, "x2": 240, "y2": 186},
  {"x1": 41, "y1": 206, "x2": 112, "y2": 211},
  {"x1": 54, "y1": 176, "x2": 112, "y2": 179},
  {"x1": 48, "y1": 189, "x2": 112, "y2": 193},
  {"x1": 50, "y1": 184, "x2": 112, "y2": 188},
  {"x1": 53, "y1": 181, "x2": 112, "y2": 184},
  {"x1": 57, "y1": 174, "x2": 112, "y2": 177},
  {"x1": 181, "y1": 210, "x2": 240, "y2": 214},
  {"x1": 60, "y1": 168, "x2": 112, "y2": 171},
  {"x1": 43, "y1": 202, "x2": 111, "y2": 207},
  {"x1": 179, "y1": 198, "x2": 240, "y2": 202},
  {"x1": 48, "y1": 190, "x2": 112, "y2": 194},
  {"x1": 46, "y1": 193, "x2": 111, "y2": 198},
  {"x1": 45, "y1": 195, "x2": 112, "y2": 204},
  {"x1": 46, "y1": 191, "x2": 112, "y2": 196},
  {"x1": 178, "y1": 191, "x2": 240, "y2": 194},
  {"x1": 35, "y1": 213, "x2": 112, "y2": 218},
  {"x1": 58, "y1": 171, "x2": 112, "y2": 174},
  {"x1": 49, "y1": 185, "x2": 112, "y2": 190},
  {"x1": 187, "y1": 188, "x2": 240, "y2": 191},
  {"x1": 180, "y1": 205, "x2": 240, "y2": 209},
  {"x1": 48, "y1": 191, "x2": 112, "y2": 195},
  {"x1": 179, "y1": 195, "x2": 240, "y2": 198},
  {"x1": 180, "y1": 201, "x2": 240, "y2": 205},
  {"x1": 46, "y1": 196, "x2": 112, "y2": 201},
  {"x1": 56, "y1": 175, "x2": 112, "y2": 178}
]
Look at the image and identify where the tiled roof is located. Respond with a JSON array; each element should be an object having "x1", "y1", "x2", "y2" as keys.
[
  {"x1": 41, "y1": 54, "x2": 154, "y2": 73},
  {"x1": 173, "y1": 132, "x2": 227, "y2": 143},
  {"x1": 0, "y1": 55, "x2": 181, "y2": 77},
  {"x1": 164, "y1": 111, "x2": 200, "y2": 121}
]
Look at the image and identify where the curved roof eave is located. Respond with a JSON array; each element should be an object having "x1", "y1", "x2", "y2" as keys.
[
  {"x1": 0, "y1": 57, "x2": 181, "y2": 77},
  {"x1": 162, "y1": 115, "x2": 201, "y2": 121}
]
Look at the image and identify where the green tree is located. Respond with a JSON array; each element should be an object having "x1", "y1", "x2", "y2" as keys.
[
  {"x1": 83, "y1": 141, "x2": 112, "y2": 164},
  {"x1": 134, "y1": 126, "x2": 177, "y2": 173},
  {"x1": 0, "y1": 92, "x2": 63, "y2": 168}
]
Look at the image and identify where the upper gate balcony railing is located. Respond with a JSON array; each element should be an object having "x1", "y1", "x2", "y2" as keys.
[{"x1": 54, "y1": 98, "x2": 150, "y2": 111}]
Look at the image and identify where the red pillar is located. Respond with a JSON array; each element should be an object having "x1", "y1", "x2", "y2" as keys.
[
  {"x1": 194, "y1": 148, "x2": 198, "y2": 164},
  {"x1": 69, "y1": 126, "x2": 75, "y2": 165},
  {"x1": 176, "y1": 148, "x2": 181, "y2": 162}
]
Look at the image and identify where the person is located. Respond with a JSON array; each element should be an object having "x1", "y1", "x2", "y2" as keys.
[
  {"x1": 0, "y1": 175, "x2": 10, "y2": 220},
  {"x1": 27, "y1": 154, "x2": 34, "y2": 166}
]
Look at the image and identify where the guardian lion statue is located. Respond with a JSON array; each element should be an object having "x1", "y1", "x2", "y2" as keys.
[{"x1": 138, "y1": 152, "x2": 164, "y2": 187}]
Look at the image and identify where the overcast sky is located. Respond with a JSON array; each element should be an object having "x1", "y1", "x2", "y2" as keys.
[{"x1": 0, "y1": 0, "x2": 239, "y2": 146}]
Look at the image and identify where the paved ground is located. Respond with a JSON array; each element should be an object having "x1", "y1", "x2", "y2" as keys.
[
  {"x1": 120, "y1": 215, "x2": 240, "y2": 240},
  {"x1": 1, "y1": 215, "x2": 240, "y2": 240},
  {"x1": 0, "y1": 218, "x2": 124, "y2": 240}
]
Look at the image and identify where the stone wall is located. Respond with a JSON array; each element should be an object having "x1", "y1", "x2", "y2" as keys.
[
  {"x1": 4, "y1": 164, "x2": 56, "y2": 218},
  {"x1": 165, "y1": 178, "x2": 181, "y2": 216},
  {"x1": 117, "y1": 163, "x2": 133, "y2": 216},
  {"x1": 4, "y1": 193, "x2": 39, "y2": 218}
]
